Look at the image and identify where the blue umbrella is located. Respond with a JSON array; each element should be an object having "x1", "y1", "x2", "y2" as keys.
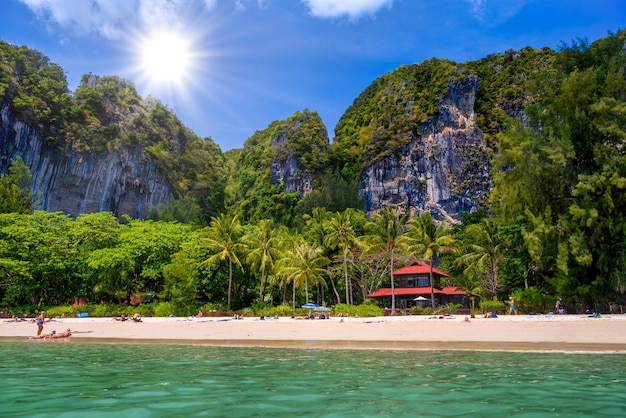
[{"x1": 302, "y1": 303, "x2": 318, "y2": 318}]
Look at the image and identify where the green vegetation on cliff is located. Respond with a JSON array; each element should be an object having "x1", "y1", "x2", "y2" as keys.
[
  {"x1": 226, "y1": 109, "x2": 329, "y2": 227},
  {"x1": 0, "y1": 42, "x2": 226, "y2": 223},
  {"x1": 332, "y1": 58, "x2": 463, "y2": 179}
]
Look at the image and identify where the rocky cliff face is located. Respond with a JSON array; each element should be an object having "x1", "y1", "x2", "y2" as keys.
[
  {"x1": 359, "y1": 76, "x2": 490, "y2": 221},
  {"x1": 0, "y1": 105, "x2": 172, "y2": 219},
  {"x1": 270, "y1": 132, "x2": 314, "y2": 197}
]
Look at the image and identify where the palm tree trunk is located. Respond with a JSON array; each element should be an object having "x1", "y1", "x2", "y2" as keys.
[
  {"x1": 429, "y1": 261, "x2": 436, "y2": 309},
  {"x1": 259, "y1": 264, "x2": 266, "y2": 301},
  {"x1": 329, "y1": 276, "x2": 341, "y2": 304},
  {"x1": 343, "y1": 250, "x2": 350, "y2": 304},
  {"x1": 305, "y1": 278, "x2": 309, "y2": 303},
  {"x1": 228, "y1": 257, "x2": 233, "y2": 310},
  {"x1": 390, "y1": 249, "x2": 395, "y2": 314}
]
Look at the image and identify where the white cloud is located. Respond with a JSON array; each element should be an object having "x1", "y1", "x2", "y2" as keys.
[
  {"x1": 302, "y1": 0, "x2": 394, "y2": 20},
  {"x1": 464, "y1": 0, "x2": 486, "y2": 19},
  {"x1": 464, "y1": 0, "x2": 532, "y2": 24},
  {"x1": 18, "y1": 0, "x2": 214, "y2": 39}
]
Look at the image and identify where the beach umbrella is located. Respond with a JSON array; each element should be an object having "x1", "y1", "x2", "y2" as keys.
[
  {"x1": 314, "y1": 306, "x2": 330, "y2": 319},
  {"x1": 413, "y1": 296, "x2": 428, "y2": 301},
  {"x1": 302, "y1": 303, "x2": 317, "y2": 317}
]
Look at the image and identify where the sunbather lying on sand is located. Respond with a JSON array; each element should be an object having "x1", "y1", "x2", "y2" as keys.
[{"x1": 49, "y1": 329, "x2": 72, "y2": 338}]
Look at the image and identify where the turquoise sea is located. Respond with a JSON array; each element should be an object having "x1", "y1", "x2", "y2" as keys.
[{"x1": 1, "y1": 341, "x2": 625, "y2": 417}]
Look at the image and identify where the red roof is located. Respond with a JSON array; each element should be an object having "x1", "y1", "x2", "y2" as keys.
[
  {"x1": 367, "y1": 286, "x2": 474, "y2": 298},
  {"x1": 393, "y1": 261, "x2": 449, "y2": 277}
]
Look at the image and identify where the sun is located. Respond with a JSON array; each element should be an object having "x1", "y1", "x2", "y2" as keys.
[{"x1": 139, "y1": 31, "x2": 192, "y2": 85}]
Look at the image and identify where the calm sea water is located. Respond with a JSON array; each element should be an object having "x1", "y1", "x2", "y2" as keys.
[{"x1": 1, "y1": 342, "x2": 624, "y2": 417}]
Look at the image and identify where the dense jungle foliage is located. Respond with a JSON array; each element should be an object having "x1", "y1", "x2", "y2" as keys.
[{"x1": 1, "y1": 31, "x2": 625, "y2": 316}]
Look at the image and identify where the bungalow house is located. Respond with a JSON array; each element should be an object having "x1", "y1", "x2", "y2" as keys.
[{"x1": 367, "y1": 261, "x2": 473, "y2": 310}]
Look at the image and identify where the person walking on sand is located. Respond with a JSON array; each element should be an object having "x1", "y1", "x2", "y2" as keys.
[
  {"x1": 555, "y1": 298, "x2": 564, "y2": 314},
  {"x1": 508, "y1": 298, "x2": 517, "y2": 315},
  {"x1": 35, "y1": 311, "x2": 46, "y2": 336}
]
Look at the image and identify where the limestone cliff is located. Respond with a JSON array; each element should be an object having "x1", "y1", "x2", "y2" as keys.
[
  {"x1": 0, "y1": 104, "x2": 171, "y2": 218},
  {"x1": 359, "y1": 76, "x2": 490, "y2": 221},
  {"x1": 270, "y1": 130, "x2": 314, "y2": 197}
]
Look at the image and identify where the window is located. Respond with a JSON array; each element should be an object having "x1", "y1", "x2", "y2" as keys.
[{"x1": 417, "y1": 276, "x2": 429, "y2": 287}]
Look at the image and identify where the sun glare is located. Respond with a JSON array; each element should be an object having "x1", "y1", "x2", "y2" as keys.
[{"x1": 140, "y1": 31, "x2": 192, "y2": 85}]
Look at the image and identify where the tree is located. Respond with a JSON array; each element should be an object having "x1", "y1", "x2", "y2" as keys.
[
  {"x1": 0, "y1": 157, "x2": 34, "y2": 214},
  {"x1": 366, "y1": 207, "x2": 408, "y2": 313},
  {"x1": 323, "y1": 209, "x2": 361, "y2": 305},
  {"x1": 402, "y1": 211, "x2": 458, "y2": 309},
  {"x1": 455, "y1": 218, "x2": 506, "y2": 300},
  {"x1": 301, "y1": 208, "x2": 343, "y2": 304},
  {"x1": 162, "y1": 251, "x2": 200, "y2": 315},
  {"x1": 0, "y1": 211, "x2": 83, "y2": 306},
  {"x1": 277, "y1": 242, "x2": 329, "y2": 308},
  {"x1": 243, "y1": 219, "x2": 283, "y2": 302},
  {"x1": 200, "y1": 214, "x2": 245, "y2": 310},
  {"x1": 88, "y1": 219, "x2": 190, "y2": 304}
]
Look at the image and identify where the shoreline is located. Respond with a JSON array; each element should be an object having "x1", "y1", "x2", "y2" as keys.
[{"x1": 2, "y1": 314, "x2": 626, "y2": 353}]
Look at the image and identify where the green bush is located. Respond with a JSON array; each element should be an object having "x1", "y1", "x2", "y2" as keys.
[
  {"x1": 410, "y1": 306, "x2": 434, "y2": 315},
  {"x1": 510, "y1": 287, "x2": 556, "y2": 314},
  {"x1": 152, "y1": 302, "x2": 176, "y2": 317},
  {"x1": 480, "y1": 300, "x2": 508, "y2": 314},
  {"x1": 334, "y1": 301, "x2": 384, "y2": 317},
  {"x1": 7, "y1": 304, "x2": 40, "y2": 317},
  {"x1": 270, "y1": 304, "x2": 298, "y2": 317},
  {"x1": 435, "y1": 303, "x2": 462, "y2": 314}
]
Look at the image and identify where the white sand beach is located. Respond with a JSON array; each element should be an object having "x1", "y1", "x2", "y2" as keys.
[{"x1": 2, "y1": 314, "x2": 626, "y2": 352}]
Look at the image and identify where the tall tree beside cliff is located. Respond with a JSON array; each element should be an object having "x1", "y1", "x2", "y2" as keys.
[
  {"x1": 491, "y1": 31, "x2": 626, "y2": 305},
  {"x1": 0, "y1": 157, "x2": 34, "y2": 214}
]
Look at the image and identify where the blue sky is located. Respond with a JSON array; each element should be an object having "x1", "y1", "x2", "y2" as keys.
[{"x1": 2, "y1": 0, "x2": 625, "y2": 151}]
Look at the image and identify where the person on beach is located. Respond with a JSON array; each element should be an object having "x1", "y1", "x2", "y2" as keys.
[
  {"x1": 35, "y1": 311, "x2": 45, "y2": 336},
  {"x1": 131, "y1": 313, "x2": 142, "y2": 322},
  {"x1": 49, "y1": 329, "x2": 72, "y2": 339},
  {"x1": 556, "y1": 299, "x2": 564, "y2": 314},
  {"x1": 28, "y1": 332, "x2": 52, "y2": 340},
  {"x1": 508, "y1": 298, "x2": 517, "y2": 315}
]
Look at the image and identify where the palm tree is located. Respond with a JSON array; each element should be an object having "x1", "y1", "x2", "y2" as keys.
[
  {"x1": 366, "y1": 207, "x2": 408, "y2": 314},
  {"x1": 278, "y1": 242, "x2": 329, "y2": 308},
  {"x1": 323, "y1": 209, "x2": 360, "y2": 305},
  {"x1": 455, "y1": 217, "x2": 505, "y2": 300},
  {"x1": 402, "y1": 211, "x2": 459, "y2": 309},
  {"x1": 302, "y1": 207, "x2": 330, "y2": 246},
  {"x1": 303, "y1": 207, "x2": 341, "y2": 303},
  {"x1": 243, "y1": 219, "x2": 282, "y2": 302},
  {"x1": 200, "y1": 213, "x2": 245, "y2": 310}
]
